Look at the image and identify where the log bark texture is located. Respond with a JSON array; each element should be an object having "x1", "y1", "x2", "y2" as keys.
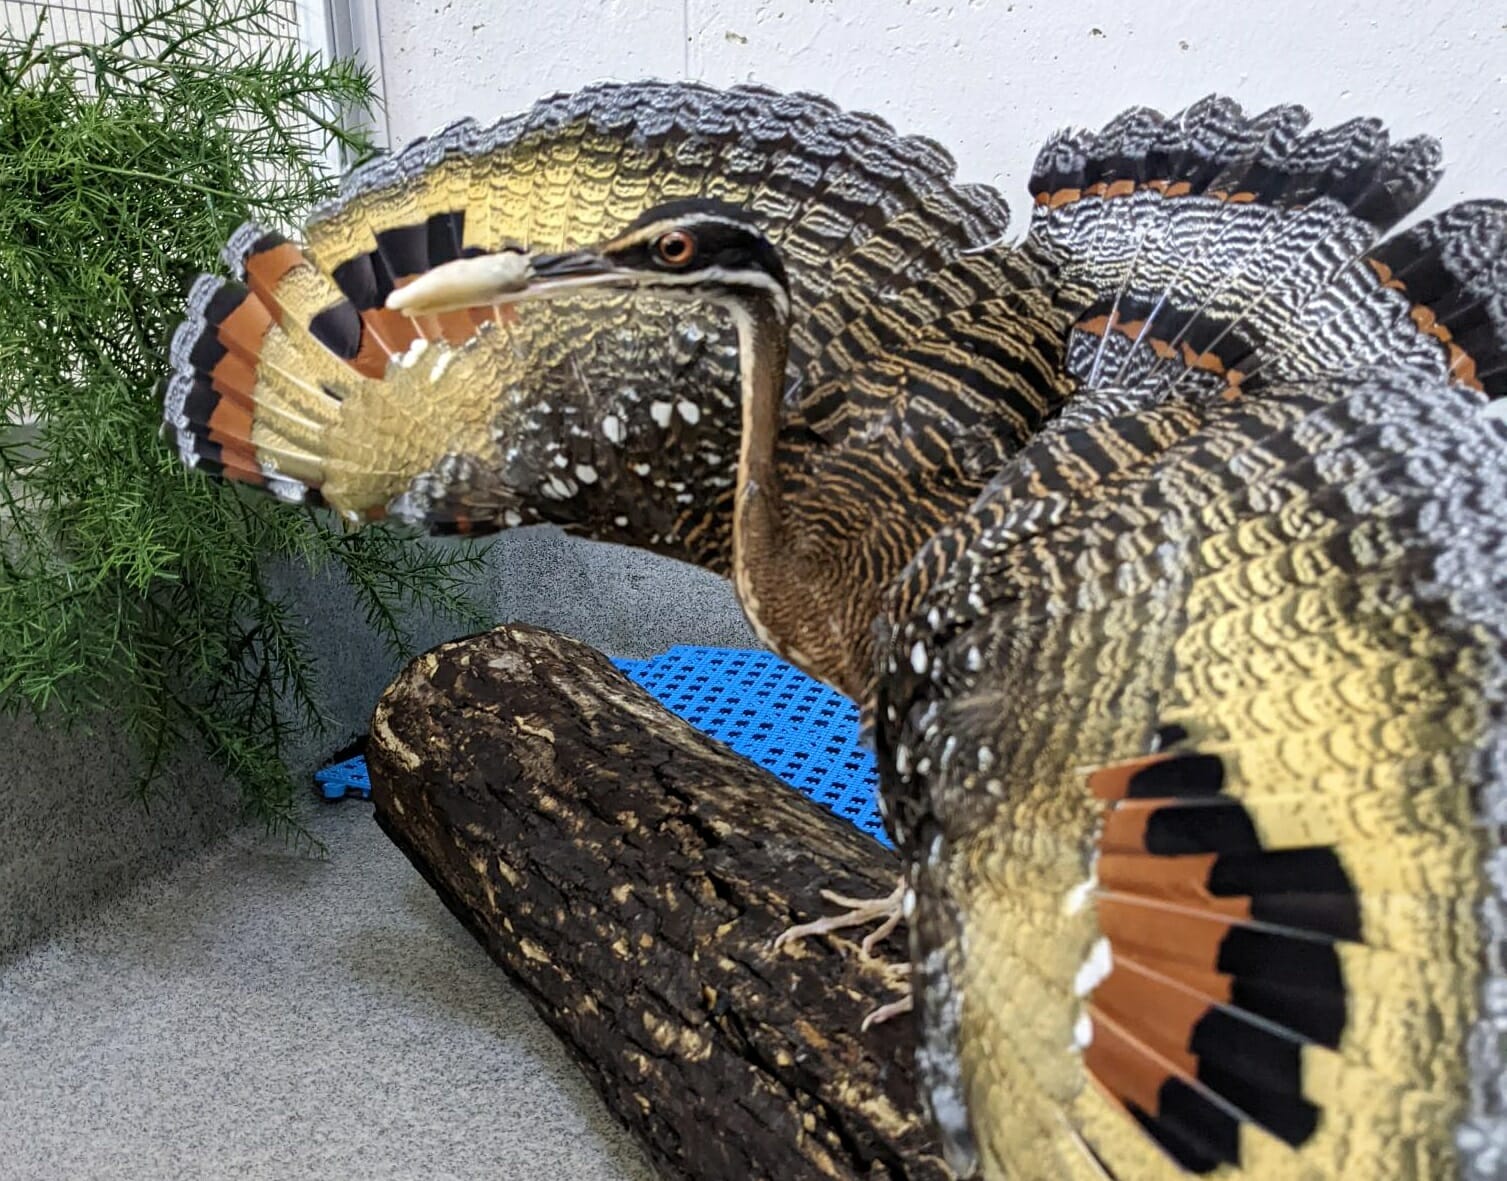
[{"x1": 368, "y1": 624, "x2": 948, "y2": 1181}]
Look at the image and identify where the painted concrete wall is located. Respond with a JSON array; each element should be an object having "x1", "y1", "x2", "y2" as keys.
[
  {"x1": 268, "y1": 529, "x2": 757, "y2": 780},
  {"x1": 373, "y1": 0, "x2": 1506, "y2": 221}
]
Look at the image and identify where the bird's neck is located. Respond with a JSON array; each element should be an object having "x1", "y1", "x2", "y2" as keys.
[
  {"x1": 730, "y1": 298, "x2": 788, "y2": 508},
  {"x1": 727, "y1": 296, "x2": 805, "y2": 663}
]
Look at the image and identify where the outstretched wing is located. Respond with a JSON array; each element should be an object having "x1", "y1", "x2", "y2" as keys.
[
  {"x1": 162, "y1": 80, "x2": 1015, "y2": 568},
  {"x1": 877, "y1": 96, "x2": 1507, "y2": 1175},
  {"x1": 813, "y1": 98, "x2": 1503, "y2": 705},
  {"x1": 879, "y1": 367, "x2": 1507, "y2": 1180}
]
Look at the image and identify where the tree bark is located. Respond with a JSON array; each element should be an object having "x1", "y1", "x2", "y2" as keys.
[{"x1": 367, "y1": 624, "x2": 946, "y2": 1181}]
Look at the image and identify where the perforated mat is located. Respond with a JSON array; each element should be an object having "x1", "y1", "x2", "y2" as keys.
[{"x1": 315, "y1": 645, "x2": 888, "y2": 847}]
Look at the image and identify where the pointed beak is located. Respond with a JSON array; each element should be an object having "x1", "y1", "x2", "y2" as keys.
[
  {"x1": 528, "y1": 249, "x2": 614, "y2": 280},
  {"x1": 385, "y1": 248, "x2": 624, "y2": 317}
]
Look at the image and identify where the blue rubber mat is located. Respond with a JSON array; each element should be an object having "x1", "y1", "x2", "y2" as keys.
[{"x1": 316, "y1": 645, "x2": 888, "y2": 847}]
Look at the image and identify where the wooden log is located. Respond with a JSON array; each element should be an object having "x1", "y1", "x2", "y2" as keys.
[{"x1": 367, "y1": 624, "x2": 947, "y2": 1181}]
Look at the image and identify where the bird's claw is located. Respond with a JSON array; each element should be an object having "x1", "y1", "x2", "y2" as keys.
[
  {"x1": 774, "y1": 877, "x2": 913, "y2": 1030},
  {"x1": 771, "y1": 878, "x2": 907, "y2": 954},
  {"x1": 861, "y1": 990, "x2": 913, "y2": 1032}
]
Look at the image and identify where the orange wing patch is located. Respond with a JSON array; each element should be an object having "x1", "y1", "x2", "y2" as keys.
[
  {"x1": 1078, "y1": 748, "x2": 1360, "y2": 1173},
  {"x1": 295, "y1": 211, "x2": 511, "y2": 377},
  {"x1": 1365, "y1": 247, "x2": 1502, "y2": 398},
  {"x1": 172, "y1": 276, "x2": 278, "y2": 487},
  {"x1": 167, "y1": 215, "x2": 529, "y2": 510},
  {"x1": 1073, "y1": 311, "x2": 1250, "y2": 400},
  {"x1": 1035, "y1": 179, "x2": 1211, "y2": 208}
]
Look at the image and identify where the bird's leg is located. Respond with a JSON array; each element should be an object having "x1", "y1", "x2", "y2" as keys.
[{"x1": 772, "y1": 876, "x2": 907, "y2": 958}]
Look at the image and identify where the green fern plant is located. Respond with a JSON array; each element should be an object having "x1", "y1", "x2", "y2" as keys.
[{"x1": 0, "y1": 0, "x2": 490, "y2": 835}]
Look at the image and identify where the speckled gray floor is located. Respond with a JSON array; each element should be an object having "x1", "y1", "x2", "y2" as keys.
[{"x1": 0, "y1": 803, "x2": 655, "y2": 1181}]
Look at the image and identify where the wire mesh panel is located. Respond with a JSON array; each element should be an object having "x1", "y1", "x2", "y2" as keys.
[
  {"x1": 0, "y1": 0, "x2": 338, "y2": 183},
  {"x1": 4, "y1": 1, "x2": 111, "y2": 45},
  {"x1": 2, "y1": 0, "x2": 320, "y2": 69}
]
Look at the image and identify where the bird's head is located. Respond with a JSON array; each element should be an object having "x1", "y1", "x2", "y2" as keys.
[{"x1": 387, "y1": 197, "x2": 790, "y2": 323}]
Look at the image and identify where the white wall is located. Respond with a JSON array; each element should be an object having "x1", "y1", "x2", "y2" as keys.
[{"x1": 371, "y1": 0, "x2": 1506, "y2": 224}]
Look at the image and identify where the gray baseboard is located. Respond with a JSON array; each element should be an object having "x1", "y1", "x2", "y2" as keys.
[
  {"x1": 1, "y1": 528, "x2": 754, "y2": 955},
  {"x1": 0, "y1": 711, "x2": 241, "y2": 957}
]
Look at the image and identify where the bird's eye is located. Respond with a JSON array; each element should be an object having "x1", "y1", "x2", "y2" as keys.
[{"x1": 655, "y1": 230, "x2": 696, "y2": 267}]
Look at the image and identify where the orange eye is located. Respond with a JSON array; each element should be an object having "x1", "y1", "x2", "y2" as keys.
[{"x1": 655, "y1": 230, "x2": 696, "y2": 267}]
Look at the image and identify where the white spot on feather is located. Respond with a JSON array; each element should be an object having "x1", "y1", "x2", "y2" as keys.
[
  {"x1": 542, "y1": 474, "x2": 577, "y2": 500},
  {"x1": 601, "y1": 414, "x2": 625, "y2": 444},
  {"x1": 264, "y1": 473, "x2": 304, "y2": 503},
  {"x1": 650, "y1": 400, "x2": 674, "y2": 429},
  {"x1": 910, "y1": 641, "x2": 929, "y2": 674},
  {"x1": 575, "y1": 464, "x2": 598, "y2": 484},
  {"x1": 1064, "y1": 872, "x2": 1097, "y2": 916},
  {"x1": 676, "y1": 400, "x2": 701, "y2": 424},
  {"x1": 613, "y1": 515, "x2": 628, "y2": 527},
  {"x1": 1074, "y1": 937, "x2": 1113, "y2": 998},
  {"x1": 632, "y1": 462, "x2": 652, "y2": 476}
]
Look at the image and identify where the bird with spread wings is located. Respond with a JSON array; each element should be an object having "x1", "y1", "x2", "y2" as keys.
[{"x1": 163, "y1": 81, "x2": 1507, "y2": 1179}]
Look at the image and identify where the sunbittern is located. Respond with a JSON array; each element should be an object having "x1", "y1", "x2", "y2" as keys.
[{"x1": 163, "y1": 82, "x2": 1507, "y2": 1179}]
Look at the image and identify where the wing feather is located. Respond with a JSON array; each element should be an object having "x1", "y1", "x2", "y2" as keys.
[{"x1": 880, "y1": 370, "x2": 1507, "y2": 1180}]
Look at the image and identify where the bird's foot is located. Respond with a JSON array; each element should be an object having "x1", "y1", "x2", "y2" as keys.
[
  {"x1": 772, "y1": 877, "x2": 907, "y2": 958},
  {"x1": 774, "y1": 878, "x2": 911, "y2": 1030}
]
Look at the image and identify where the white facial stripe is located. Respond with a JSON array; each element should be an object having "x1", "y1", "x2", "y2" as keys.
[
  {"x1": 474, "y1": 222, "x2": 793, "y2": 323},
  {"x1": 615, "y1": 264, "x2": 790, "y2": 321},
  {"x1": 609, "y1": 211, "x2": 762, "y2": 249}
]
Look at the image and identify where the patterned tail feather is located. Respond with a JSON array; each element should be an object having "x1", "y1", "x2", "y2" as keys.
[
  {"x1": 164, "y1": 263, "x2": 344, "y2": 503},
  {"x1": 1018, "y1": 97, "x2": 1507, "y2": 410},
  {"x1": 1363, "y1": 200, "x2": 1507, "y2": 396}
]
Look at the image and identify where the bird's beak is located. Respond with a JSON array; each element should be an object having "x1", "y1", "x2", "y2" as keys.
[{"x1": 385, "y1": 248, "x2": 625, "y2": 317}]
